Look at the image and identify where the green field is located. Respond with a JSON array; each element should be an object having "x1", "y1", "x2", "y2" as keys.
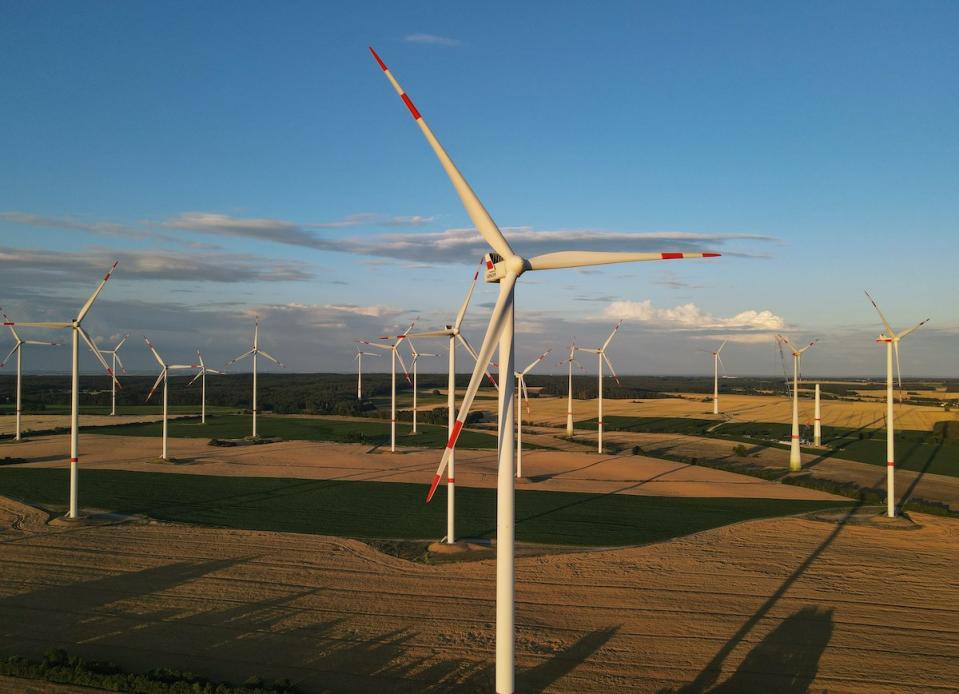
[
  {"x1": 84, "y1": 413, "x2": 508, "y2": 450},
  {"x1": 583, "y1": 415, "x2": 959, "y2": 478},
  {"x1": 0, "y1": 469, "x2": 850, "y2": 546}
]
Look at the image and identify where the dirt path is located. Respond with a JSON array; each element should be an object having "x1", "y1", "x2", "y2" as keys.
[
  {"x1": 0, "y1": 434, "x2": 841, "y2": 502},
  {"x1": 1, "y1": 496, "x2": 956, "y2": 693}
]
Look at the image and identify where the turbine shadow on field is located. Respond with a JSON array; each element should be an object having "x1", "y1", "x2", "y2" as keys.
[
  {"x1": 527, "y1": 454, "x2": 625, "y2": 483},
  {"x1": 709, "y1": 606, "x2": 834, "y2": 693},
  {"x1": 480, "y1": 464, "x2": 691, "y2": 538},
  {"x1": 665, "y1": 503, "x2": 858, "y2": 693},
  {"x1": 897, "y1": 437, "x2": 944, "y2": 512},
  {"x1": 518, "y1": 626, "x2": 620, "y2": 692}
]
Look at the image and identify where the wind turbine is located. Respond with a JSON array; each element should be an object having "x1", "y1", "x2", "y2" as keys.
[
  {"x1": 187, "y1": 350, "x2": 221, "y2": 424},
  {"x1": 369, "y1": 47, "x2": 720, "y2": 693},
  {"x1": 354, "y1": 347, "x2": 380, "y2": 400},
  {"x1": 776, "y1": 335, "x2": 817, "y2": 472},
  {"x1": 0, "y1": 309, "x2": 60, "y2": 441},
  {"x1": 813, "y1": 383, "x2": 822, "y2": 447},
  {"x1": 98, "y1": 334, "x2": 128, "y2": 416},
  {"x1": 865, "y1": 291, "x2": 929, "y2": 518},
  {"x1": 406, "y1": 337, "x2": 439, "y2": 435},
  {"x1": 226, "y1": 317, "x2": 283, "y2": 438},
  {"x1": 144, "y1": 337, "x2": 200, "y2": 461},
  {"x1": 358, "y1": 320, "x2": 414, "y2": 452},
  {"x1": 575, "y1": 321, "x2": 623, "y2": 453},
  {"x1": 559, "y1": 343, "x2": 584, "y2": 437},
  {"x1": 703, "y1": 340, "x2": 727, "y2": 415},
  {"x1": 409, "y1": 265, "x2": 496, "y2": 544},
  {"x1": 515, "y1": 349, "x2": 551, "y2": 479},
  {"x1": 1, "y1": 262, "x2": 120, "y2": 519}
]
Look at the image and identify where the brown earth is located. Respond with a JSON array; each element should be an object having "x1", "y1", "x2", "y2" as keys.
[
  {"x1": 0, "y1": 433, "x2": 840, "y2": 502},
  {"x1": 1, "y1": 496, "x2": 956, "y2": 693}
]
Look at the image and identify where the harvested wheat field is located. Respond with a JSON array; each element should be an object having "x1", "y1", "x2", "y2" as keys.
[
  {"x1": 0, "y1": 433, "x2": 838, "y2": 501},
  {"x1": 0, "y1": 413, "x2": 186, "y2": 438},
  {"x1": 1, "y1": 496, "x2": 957, "y2": 693},
  {"x1": 524, "y1": 393, "x2": 957, "y2": 432}
]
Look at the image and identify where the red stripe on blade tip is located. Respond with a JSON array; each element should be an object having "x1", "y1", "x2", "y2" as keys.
[
  {"x1": 446, "y1": 420, "x2": 464, "y2": 448},
  {"x1": 369, "y1": 47, "x2": 388, "y2": 71},
  {"x1": 401, "y1": 94, "x2": 421, "y2": 120},
  {"x1": 703, "y1": 252, "x2": 721, "y2": 258},
  {"x1": 661, "y1": 252, "x2": 684, "y2": 260},
  {"x1": 426, "y1": 474, "x2": 441, "y2": 502}
]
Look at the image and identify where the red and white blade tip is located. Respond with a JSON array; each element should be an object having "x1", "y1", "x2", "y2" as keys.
[
  {"x1": 369, "y1": 46, "x2": 388, "y2": 71},
  {"x1": 104, "y1": 260, "x2": 118, "y2": 281},
  {"x1": 427, "y1": 474, "x2": 442, "y2": 503},
  {"x1": 661, "y1": 252, "x2": 720, "y2": 260}
]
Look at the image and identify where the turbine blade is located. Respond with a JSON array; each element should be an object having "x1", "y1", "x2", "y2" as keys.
[
  {"x1": 602, "y1": 352, "x2": 620, "y2": 385},
  {"x1": 426, "y1": 273, "x2": 517, "y2": 502},
  {"x1": 114, "y1": 352, "x2": 126, "y2": 374},
  {"x1": 864, "y1": 290, "x2": 898, "y2": 338},
  {"x1": 5, "y1": 321, "x2": 72, "y2": 329},
  {"x1": 225, "y1": 349, "x2": 255, "y2": 366},
  {"x1": 143, "y1": 336, "x2": 166, "y2": 368},
  {"x1": 716, "y1": 340, "x2": 727, "y2": 355},
  {"x1": 527, "y1": 250, "x2": 720, "y2": 272},
  {"x1": 456, "y1": 333, "x2": 498, "y2": 388},
  {"x1": 410, "y1": 329, "x2": 453, "y2": 338},
  {"x1": 453, "y1": 260, "x2": 483, "y2": 331},
  {"x1": 0, "y1": 344, "x2": 18, "y2": 367},
  {"x1": 898, "y1": 317, "x2": 930, "y2": 340},
  {"x1": 187, "y1": 370, "x2": 202, "y2": 386},
  {"x1": 797, "y1": 338, "x2": 819, "y2": 355},
  {"x1": 358, "y1": 340, "x2": 393, "y2": 351},
  {"x1": 259, "y1": 350, "x2": 282, "y2": 366},
  {"x1": 196, "y1": 349, "x2": 206, "y2": 368},
  {"x1": 145, "y1": 370, "x2": 165, "y2": 402},
  {"x1": 77, "y1": 261, "x2": 118, "y2": 322},
  {"x1": 114, "y1": 334, "x2": 129, "y2": 351},
  {"x1": 601, "y1": 320, "x2": 623, "y2": 351},
  {"x1": 24, "y1": 340, "x2": 58, "y2": 346},
  {"x1": 520, "y1": 377, "x2": 531, "y2": 416},
  {"x1": 522, "y1": 349, "x2": 551, "y2": 375},
  {"x1": 369, "y1": 47, "x2": 515, "y2": 261},
  {"x1": 78, "y1": 326, "x2": 121, "y2": 387},
  {"x1": 894, "y1": 341, "x2": 903, "y2": 398},
  {"x1": 395, "y1": 348, "x2": 412, "y2": 385}
]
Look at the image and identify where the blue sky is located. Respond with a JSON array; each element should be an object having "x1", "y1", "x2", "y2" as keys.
[{"x1": 1, "y1": 1, "x2": 956, "y2": 377}]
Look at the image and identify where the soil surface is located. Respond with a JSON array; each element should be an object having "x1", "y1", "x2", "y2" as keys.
[{"x1": 1, "y1": 496, "x2": 956, "y2": 693}]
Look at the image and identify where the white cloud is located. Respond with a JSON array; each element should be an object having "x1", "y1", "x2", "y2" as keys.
[
  {"x1": 605, "y1": 300, "x2": 785, "y2": 331},
  {"x1": 325, "y1": 304, "x2": 398, "y2": 318},
  {"x1": 693, "y1": 333, "x2": 782, "y2": 344},
  {"x1": 403, "y1": 33, "x2": 462, "y2": 47}
]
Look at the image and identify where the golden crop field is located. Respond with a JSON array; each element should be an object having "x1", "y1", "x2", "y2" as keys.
[{"x1": 524, "y1": 393, "x2": 958, "y2": 432}]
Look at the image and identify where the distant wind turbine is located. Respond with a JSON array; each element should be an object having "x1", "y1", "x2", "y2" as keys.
[
  {"x1": 187, "y1": 350, "x2": 221, "y2": 424},
  {"x1": 575, "y1": 321, "x2": 623, "y2": 453},
  {"x1": 226, "y1": 317, "x2": 283, "y2": 438},
  {"x1": 776, "y1": 335, "x2": 817, "y2": 472},
  {"x1": 406, "y1": 337, "x2": 439, "y2": 435},
  {"x1": 354, "y1": 347, "x2": 380, "y2": 400},
  {"x1": 515, "y1": 349, "x2": 550, "y2": 479},
  {"x1": 144, "y1": 337, "x2": 200, "y2": 461},
  {"x1": 98, "y1": 334, "x2": 128, "y2": 416},
  {"x1": 0, "y1": 309, "x2": 60, "y2": 440},
  {"x1": 358, "y1": 320, "x2": 414, "y2": 452}
]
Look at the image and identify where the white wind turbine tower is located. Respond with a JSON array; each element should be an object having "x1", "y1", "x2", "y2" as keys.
[
  {"x1": 865, "y1": 291, "x2": 929, "y2": 518},
  {"x1": 98, "y1": 334, "x2": 128, "y2": 416},
  {"x1": 144, "y1": 337, "x2": 200, "y2": 461},
  {"x1": 705, "y1": 340, "x2": 727, "y2": 415},
  {"x1": 575, "y1": 321, "x2": 623, "y2": 453},
  {"x1": 354, "y1": 347, "x2": 380, "y2": 400},
  {"x1": 369, "y1": 47, "x2": 720, "y2": 692},
  {"x1": 0, "y1": 309, "x2": 60, "y2": 441},
  {"x1": 188, "y1": 350, "x2": 221, "y2": 424},
  {"x1": 409, "y1": 265, "x2": 496, "y2": 544},
  {"x1": 1, "y1": 262, "x2": 120, "y2": 519},
  {"x1": 560, "y1": 343, "x2": 583, "y2": 437},
  {"x1": 515, "y1": 349, "x2": 551, "y2": 479},
  {"x1": 776, "y1": 335, "x2": 818, "y2": 472},
  {"x1": 358, "y1": 320, "x2": 414, "y2": 452},
  {"x1": 406, "y1": 337, "x2": 439, "y2": 435},
  {"x1": 226, "y1": 317, "x2": 283, "y2": 438}
]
